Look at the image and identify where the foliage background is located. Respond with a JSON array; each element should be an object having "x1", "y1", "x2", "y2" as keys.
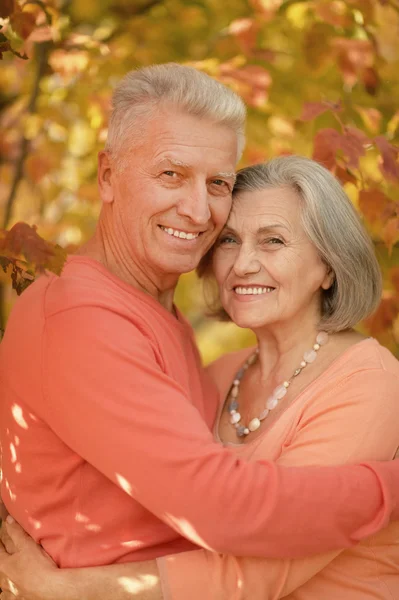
[{"x1": 1, "y1": 0, "x2": 398, "y2": 361}]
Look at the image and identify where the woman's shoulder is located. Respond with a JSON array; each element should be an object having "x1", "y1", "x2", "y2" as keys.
[
  {"x1": 333, "y1": 337, "x2": 399, "y2": 382},
  {"x1": 308, "y1": 337, "x2": 399, "y2": 418}
]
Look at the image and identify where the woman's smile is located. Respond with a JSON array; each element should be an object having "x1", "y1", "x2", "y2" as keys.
[{"x1": 232, "y1": 285, "x2": 276, "y2": 301}]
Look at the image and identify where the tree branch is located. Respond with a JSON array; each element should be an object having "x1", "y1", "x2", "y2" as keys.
[{"x1": 2, "y1": 41, "x2": 50, "y2": 229}]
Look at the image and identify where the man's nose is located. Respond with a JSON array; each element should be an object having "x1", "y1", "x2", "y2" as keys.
[
  {"x1": 233, "y1": 247, "x2": 261, "y2": 277},
  {"x1": 176, "y1": 183, "x2": 211, "y2": 225}
]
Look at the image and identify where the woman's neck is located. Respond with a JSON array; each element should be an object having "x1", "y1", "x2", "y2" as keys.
[{"x1": 254, "y1": 320, "x2": 322, "y2": 386}]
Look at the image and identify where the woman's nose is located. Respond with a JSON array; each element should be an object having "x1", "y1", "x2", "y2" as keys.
[{"x1": 233, "y1": 247, "x2": 261, "y2": 277}]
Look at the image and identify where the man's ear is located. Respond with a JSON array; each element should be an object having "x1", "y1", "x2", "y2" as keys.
[{"x1": 98, "y1": 151, "x2": 115, "y2": 204}]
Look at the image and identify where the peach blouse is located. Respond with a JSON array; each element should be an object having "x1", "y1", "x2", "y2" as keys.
[{"x1": 158, "y1": 338, "x2": 399, "y2": 599}]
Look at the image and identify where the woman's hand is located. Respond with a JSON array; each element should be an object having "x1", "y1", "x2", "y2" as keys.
[
  {"x1": 0, "y1": 517, "x2": 60, "y2": 600},
  {"x1": 0, "y1": 518, "x2": 162, "y2": 600}
]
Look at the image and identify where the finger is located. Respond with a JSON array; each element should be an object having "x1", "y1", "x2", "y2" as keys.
[
  {"x1": 0, "y1": 538, "x2": 11, "y2": 562},
  {"x1": 0, "y1": 502, "x2": 9, "y2": 523},
  {"x1": 0, "y1": 526, "x2": 16, "y2": 556},
  {"x1": 3, "y1": 519, "x2": 29, "y2": 553},
  {"x1": 0, "y1": 578, "x2": 18, "y2": 596},
  {"x1": 0, "y1": 592, "x2": 18, "y2": 600}
]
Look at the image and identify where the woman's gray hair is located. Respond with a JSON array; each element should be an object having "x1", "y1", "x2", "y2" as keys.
[
  {"x1": 198, "y1": 155, "x2": 382, "y2": 333},
  {"x1": 105, "y1": 63, "x2": 246, "y2": 169}
]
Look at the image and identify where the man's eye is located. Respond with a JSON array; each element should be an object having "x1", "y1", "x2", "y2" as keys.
[
  {"x1": 163, "y1": 171, "x2": 177, "y2": 177},
  {"x1": 212, "y1": 179, "x2": 229, "y2": 187}
]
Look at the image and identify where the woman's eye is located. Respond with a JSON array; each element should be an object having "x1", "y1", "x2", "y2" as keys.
[
  {"x1": 265, "y1": 237, "x2": 283, "y2": 245},
  {"x1": 219, "y1": 236, "x2": 237, "y2": 245},
  {"x1": 163, "y1": 171, "x2": 177, "y2": 177}
]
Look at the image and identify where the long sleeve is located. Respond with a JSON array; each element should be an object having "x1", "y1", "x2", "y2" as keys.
[
  {"x1": 41, "y1": 308, "x2": 398, "y2": 558},
  {"x1": 157, "y1": 368, "x2": 399, "y2": 600}
]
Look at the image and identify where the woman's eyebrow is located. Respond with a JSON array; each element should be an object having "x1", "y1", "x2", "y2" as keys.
[
  {"x1": 257, "y1": 224, "x2": 289, "y2": 234},
  {"x1": 221, "y1": 225, "x2": 238, "y2": 234}
]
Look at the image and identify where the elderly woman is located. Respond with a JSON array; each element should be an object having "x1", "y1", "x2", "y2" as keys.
[{"x1": 0, "y1": 156, "x2": 398, "y2": 599}]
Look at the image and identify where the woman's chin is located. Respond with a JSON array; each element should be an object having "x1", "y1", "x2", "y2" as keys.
[{"x1": 228, "y1": 310, "x2": 270, "y2": 331}]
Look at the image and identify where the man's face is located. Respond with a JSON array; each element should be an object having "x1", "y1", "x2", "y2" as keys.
[{"x1": 99, "y1": 108, "x2": 238, "y2": 284}]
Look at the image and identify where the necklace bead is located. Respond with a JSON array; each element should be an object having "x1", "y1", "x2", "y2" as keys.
[
  {"x1": 248, "y1": 417, "x2": 261, "y2": 432},
  {"x1": 227, "y1": 332, "x2": 329, "y2": 439}
]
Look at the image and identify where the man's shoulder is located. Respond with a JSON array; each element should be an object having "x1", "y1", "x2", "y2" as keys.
[{"x1": 42, "y1": 256, "x2": 159, "y2": 323}]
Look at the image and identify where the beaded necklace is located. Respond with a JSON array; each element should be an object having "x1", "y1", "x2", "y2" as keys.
[{"x1": 228, "y1": 331, "x2": 329, "y2": 438}]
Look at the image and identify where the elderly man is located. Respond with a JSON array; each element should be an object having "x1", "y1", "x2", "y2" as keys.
[{"x1": 0, "y1": 64, "x2": 398, "y2": 596}]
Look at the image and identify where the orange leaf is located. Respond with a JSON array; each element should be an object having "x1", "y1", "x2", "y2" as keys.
[
  {"x1": 219, "y1": 64, "x2": 272, "y2": 108},
  {"x1": 0, "y1": 0, "x2": 15, "y2": 18},
  {"x1": 339, "y1": 126, "x2": 368, "y2": 168},
  {"x1": 28, "y1": 25, "x2": 53, "y2": 42},
  {"x1": 227, "y1": 18, "x2": 259, "y2": 54},
  {"x1": 364, "y1": 295, "x2": 397, "y2": 336},
  {"x1": 10, "y1": 11, "x2": 36, "y2": 40},
  {"x1": 332, "y1": 38, "x2": 374, "y2": 87},
  {"x1": 303, "y1": 23, "x2": 333, "y2": 70},
  {"x1": 0, "y1": 223, "x2": 56, "y2": 268},
  {"x1": 314, "y1": 1, "x2": 353, "y2": 27},
  {"x1": 374, "y1": 136, "x2": 399, "y2": 181},
  {"x1": 312, "y1": 128, "x2": 341, "y2": 170},
  {"x1": 362, "y1": 66, "x2": 380, "y2": 95},
  {"x1": 335, "y1": 165, "x2": 357, "y2": 185},
  {"x1": 358, "y1": 189, "x2": 395, "y2": 225},
  {"x1": 49, "y1": 49, "x2": 90, "y2": 77},
  {"x1": 390, "y1": 267, "x2": 399, "y2": 293},
  {"x1": 383, "y1": 217, "x2": 399, "y2": 254},
  {"x1": 25, "y1": 154, "x2": 53, "y2": 183},
  {"x1": 249, "y1": 0, "x2": 282, "y2": 21},
  {"x1": 355, "y1": 106, "x2": 381, "y2": 134},
  {"x1": 300, "y1": 102, "x2": 330, "y2": 122},
  {"x1": 300, "y1": 100, "x2": 341, "y2": 122}
]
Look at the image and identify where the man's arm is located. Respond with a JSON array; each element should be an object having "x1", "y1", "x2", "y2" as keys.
[
  {"x1": 0, "y1": 373, "x2": 399, "y2": 600},
  {"x1": 33, "y1": 307, "x2": 398, "y2": 558}
]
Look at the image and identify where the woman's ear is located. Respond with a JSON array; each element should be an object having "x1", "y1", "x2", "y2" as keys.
[
  {"x1": 321, "y1": 266, "x2": 335, "y2": 290},
  {"x1": 98, "y1": 151, "x2": 115, "y2": 204}
]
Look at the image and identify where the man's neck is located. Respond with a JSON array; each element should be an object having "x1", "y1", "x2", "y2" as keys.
[{"x1": 76, "y1": 229, "x2": 178, "y2": 313}]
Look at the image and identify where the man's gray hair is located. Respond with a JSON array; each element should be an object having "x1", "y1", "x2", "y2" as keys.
[
  {"x1": 198, "y1": 155, "x2": 382, "y2": 333},
  {"x1": 105, "y1": 63, "x2": 246, "y2": 168}
]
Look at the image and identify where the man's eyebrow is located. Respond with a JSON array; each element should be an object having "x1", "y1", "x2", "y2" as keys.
[
  {"x1": 155, "y1": 158, "x2": 236, "y2": 181},
  {"x1": 215, "y1": 172, "x2": 236, "y2": 181},
  {"x1": 155, "y1": 157, "x2": 191, "y2": 169}
]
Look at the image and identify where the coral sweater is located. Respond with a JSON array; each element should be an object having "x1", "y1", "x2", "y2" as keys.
[
  {"x1": 0, "y1": 257, "x2": 398, "y2": 569},
  {"x1": 159, "y1": 340, "x2": 399, "y2": 599}
]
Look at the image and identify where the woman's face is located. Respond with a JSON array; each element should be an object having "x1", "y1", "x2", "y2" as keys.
[{"x1": 212, "y1": 185, "x2": 332, "y2": 331}]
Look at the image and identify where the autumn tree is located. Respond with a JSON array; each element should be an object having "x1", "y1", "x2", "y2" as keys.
[{"x1": 1, "y1": 0, "x2": 398, "y2": 357}]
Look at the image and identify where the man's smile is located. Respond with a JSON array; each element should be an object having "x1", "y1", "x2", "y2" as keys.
[{"x1": 158, "y1": 225, "x2": 204, "y2": 240}]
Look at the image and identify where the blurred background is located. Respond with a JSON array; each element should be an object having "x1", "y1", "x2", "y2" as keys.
[{"x1": 1, "y1": 0, "x2": 398, "y2": 361}]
